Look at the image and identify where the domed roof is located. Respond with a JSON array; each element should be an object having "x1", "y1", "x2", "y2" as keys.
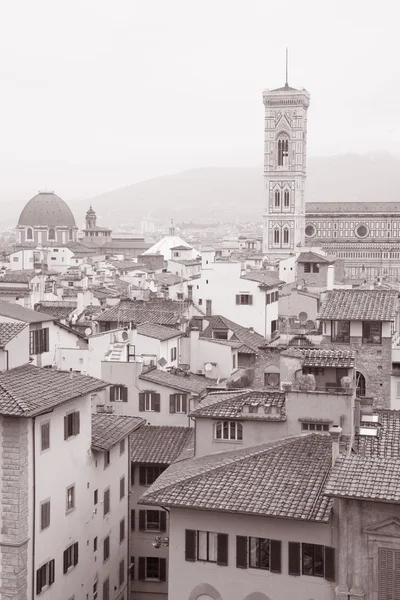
[{"x1": 18, "y1": 191, "x2": 76, "y2": 228}]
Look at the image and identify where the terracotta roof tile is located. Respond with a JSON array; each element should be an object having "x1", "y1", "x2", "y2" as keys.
[
  {"x1": 0, "y1": 321, "x2": 27, "y2": 347},
  {"x1": 318, "y1": 289, "x2": 398, "y2": 321},
  {"x1": 302, "y1": 349, "x2": 355, "y2": 368},
  {"x1": 296, "y1": 252, "x2": 332, "y2": 264},
  {"x1": 241, "y1": 270, "x2": 283, "y2": 288},
  {"x1": 91, "y1": 414, "x2": 144, "y2": 450},
  {"x1": 199, "y1": 315, "x2": 265, "y2": 352},
  {"x1": 130, "y1": 425, "x2": 194, "y2": 464},
  {"x1": 190, "y1": 390, "x2": 286, "y2": 420},
  {"x1": 0, "y1": 299, "x2": 54, "y2": 324},
  {"x1": 139, "y1": 367, "x2": 211, "y2": 395},
  {"x1": 96, "y1": 298, "x2": 193, "y2": 326},
  {"x1": 137, "y1": 323, "x2": 181, "y2": 341},
  {"x1": 35, "y1": 302, "x2": 76, "y2": 320},
  {"x1": 140, "y1": 434, "x2": 335, "y2": 522}
]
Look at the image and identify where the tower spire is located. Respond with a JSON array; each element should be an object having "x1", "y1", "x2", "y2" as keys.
[{"x1": 285, "y1": 47, "x2": 289, "y2": 87}]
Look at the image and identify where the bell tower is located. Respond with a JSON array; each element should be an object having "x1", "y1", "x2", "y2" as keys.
[{"x1": 262, "y1": 69, "x2": 310, "y2": 258}]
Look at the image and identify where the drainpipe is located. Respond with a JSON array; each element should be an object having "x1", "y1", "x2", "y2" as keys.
[
  {"x1": 4, "y1": 349, "x2": 9, "y2": 370},
  {"x1": 31, "y1": 417, "x2": 36, "y2": 600}
]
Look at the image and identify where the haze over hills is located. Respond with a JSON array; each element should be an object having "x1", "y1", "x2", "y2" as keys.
[{"x1": 1, "y1": 153, "x2": 400, "y2": 230}]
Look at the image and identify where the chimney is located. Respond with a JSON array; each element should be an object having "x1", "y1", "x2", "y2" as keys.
[
  {"x1": 189, "y1": 327, "x2": 200, "y2": 373},
  {"x1": 326, "y1": 265, "x2": 335, "y2": 291},
  {"x1": 329, "y1": 425, "x2": 343, "y2": 465}
]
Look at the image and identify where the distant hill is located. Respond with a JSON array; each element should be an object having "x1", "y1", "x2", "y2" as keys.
[{"x1": 73, "y1": 152, "x2": 400, "y2": 228}]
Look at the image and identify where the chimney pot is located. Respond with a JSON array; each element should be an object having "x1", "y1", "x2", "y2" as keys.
[{"x1": 329, "y1": 425, "x2": 343, "y2": 465}]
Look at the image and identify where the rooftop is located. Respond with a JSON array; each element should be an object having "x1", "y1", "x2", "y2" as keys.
[
  {"x1": 139, "y1": 367, "x2": 211, "y2": 395},
  {"x1": 170, "y1": 245, "x2": 193, "y2": 251},
  {"x1": 35, "y1": 302, "x2": 76, "y2": 321},
  {"x1": 190, "y1": 390, "x2": 286, "y2": 420},
  {"x1": 130, "y1": 425, "x2": 194, "y2": 464},
  {"x1": 241, "y1": 270, "x2": 283, "y2": 288},
  {"x1": 307, "y1": 201, "x2": 400, "y2": 215},
  {"x1": 0, "y1": 299, "x2": 54, "y2": 324},
  {"x1": 96, "y1": 298, "x2": 193, "y2": 326},
  {"x1": 137, "y1": 323, "x2": 181, "y2": 341},
  {"x1": 0, "y1": 364, "x2": 108, "y2": 417},
  {"x1": 0, "y1": 321, "x2": 27, "y2": 347},
  {"x1": 91, "y1": 414, "x2": 144, "y2": 451},
  {"x1": 302, "y1": 349, "x2": 355, "y2": 368},
  {"x1": 155, "y1": 273, "x2": 187, "y2": 286},
  {"x1": 199, "y1": 315, "x2": 265, "y2": 353},
  {"x1": 140, "y1": 434, "x2": 334, "y2": 523},
  {"x1": 318, "y1": 289, "x2": 399, "y2": 322},
  {"x1": 296, "y1": 251, "x2": 332, "y2": 264},
  {"x1": 0, "y1": 270, "x2": 39, "y2": 283}
]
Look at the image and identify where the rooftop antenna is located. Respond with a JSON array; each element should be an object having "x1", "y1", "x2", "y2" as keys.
[{"x1": 285, "y1": 47, "x2": 289, "y2": 87}]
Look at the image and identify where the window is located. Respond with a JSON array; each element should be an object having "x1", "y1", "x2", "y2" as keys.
[
  {"x1": 27, "y1": 227, "x2": 33, "y2": 240},
  {"x1": 48, "y1": 228, "x2": 56, "y2": 240},
  {"x1": 170, "y1": 347, "x2": 177, "y2": 362},
  {"x1": 277, "y1": 137, "x2": 289, "y2": 166},
  {"x1": 215, "y1": 421, "x2": 243, "y2": 441},
  {"x1": 177, "y1": 293, "x2": 184, "y2": 300},
  {"x1": 93, "y1": 581, "x2": 98, "y2": 600},
  {"x1": 213, "y1": 330, "x2": 228, "y2": 339},
  {"x1": 94, "y1": 489, "x2": 98, "y2": 505},
  {"x1": 68, "y1": 281, "x2": 74, "y2": 287},
  {"x1": 288, "y1": 542, "x2": 335, "y2": 580},
  {"x1": 138, "y1": 557, "x2": 166, "y2": 581},
  {"x1": 36, "y1": 560, "x2": 55, "y2": 593},
  {"x1": 169, "y1": 393, "x2": 187, "y2": 414},
  {"x1": 206, "y1": 299, "x2": 212, "y2": 316},
  {"x1": 283, "y1": 228, "x2": 289, "y2": 245},
  {"x1": 119, "y1": 559, "x2": 125, "y2": 586},
  {"x1": 102, "y1": 578, "x2": 109, "y2": 600},
  {"x1": 236, "y1": 536, "x2": 281, "y2": 572},
  {"x1": 130, "y1": 556, "x2": 135, "y2": 581},
  {"x1": 362, "y1": 321, "x2": 382, "y2": 344},
  {"x1": 301, "y1": 422, "x2": 329, "y2": 432},
  {"x1": 41, "y1": 422, "x2": 50, "y2": 451},
  {"x1": 233, "y1": 353, "x2": 236, "y2": 370},
  {"x1": 120, "y1": 439, "x2": 125, "y2": 455},
  {"x1": 120, "y1": 476, "x2": 125, "y2": 499},
  {"x1": 12, "y1": 256, "x2": 19, "y2": 262},
  {"x1": 235, "y1": 294, "x2": 253, "y2": 305},
  {"x1": 110, "y1": 385, "x2": 128, "y2": 402},
  {"x1": 138, "y1": 392, "x2": 160, "y2": 412},
  {"x1": 66, "y1": 485, "x2": 75, "y2": 512},
  {"x1": 93, "y1": 537, "x2": 98, "y2": 552},
  {"x1": 40, "y1": 500, "x2": 50, "y2": 531},
  {"x1": 139, "y1": 509, "x2": 167, "y2": 532},
  {"x1": 30, "y1": 328, "x2": 49, "y2": 355},
  {"x1": 139, "y1": 465, "x2": 167, "y2": 486},
  {"x1": 264, "y1": 371, "x2": 280, "y2": 387},
  {"x1": 104, "y1": 451, "x2": 110, "y2": 468},
  {"x1": 271, "y1": 319, "x2": 277, "y2": 334},
  {"x1": 103, "y1": 536, "x2": 110, "y2": 561},
  {"x1": 103, "y1": 488, "x2": 110, "y2": 516},
  {"x1": 63, "y1": 542, "x2": 78, "y2": 573},
  {"x1": 284, "y1": 189, "x2": 290, "y2": 208},
  {"x1": 64, "y1": 411, "x2": 80, "y2": 439},
  {"x1": 273, "y1": 228, "x2": 280, "y2": 245},
  {"x1": 378, "y1": 548, "x2": 400, "y2": 599},
  {"x1": 131, "y1": 463, "x2": 135, "y2": 486},
  {"x1": 185, "y1": 530, "x2": 228, "y2": 566},
  {"x1": 274, "y1": 190, "x2": 280, "y2": 208},
  {"x1": 331, "y1": 320, "x2": 350, "y2": 343},
  {"x1": 120, "y1": 518, "x2": 125, "y2": 543}
]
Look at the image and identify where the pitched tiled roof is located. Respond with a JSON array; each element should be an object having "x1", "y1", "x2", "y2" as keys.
[
  {"x1": 91, "y1": 414, "x2": 144, "y2": 450},
  {"x1": 96, "y1": 298, "x2": 192, "y2": 326},
  {"x1": 0, "y1": 270, "x2": 38, "y2": 283},
  {"x1": 0, "y1": 364, "x2": 108, "y2": 417},
  {"x1": 139, "y1": 367, "x2": 211, "y2": 395},
  {"x1": 139, "y1": 434, "x2": 334, "y2": 522},
  {"x1": 200, "y1": 315, "x2": 265, "y2": 352},
  {"x1": 137, "y1": 323, "x2": 181, "y2": 341},
  {"x1": 0, "y1": 321, "x2": 27, "y2": 347},
  {"x1": 241, "y1": 270, "x2": 283, "y2": 288},
  {"x1": 190, "y1": 390, "x2": 286, "y2": 420},
  {"x1": 35, "y1": 302, "x2": 76, "y2": 320},
  {"x1": 130, "y1": 425, "x2": 194, "y2": 464},
  {"x1": 302, "y1": 349, "x2": 355, "y2": 368},
  {"x1": 318, "y1": 289, "x2": 399, "y2": 321},
  {"x1": 155, "y1": 273, "x2": 187, "y2": 286},
  {"x1": 296, "y1": 252, "x2": 332, "y2": 264},
  {"x1": 326, "y1": 410, "x2": 400, "y2": 502},
  {"x1": 0, "y1": 300, "x2": 54, "y2": 323}
]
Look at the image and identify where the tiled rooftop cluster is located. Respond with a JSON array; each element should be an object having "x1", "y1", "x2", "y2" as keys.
[
  {"x1": 302, "y1": 349, "x2": 355, "y2": 368},
  {"x1": 318, "y1": 289, "x2": 399, "y2": 321},
  {"x1": 191, "y1": 390, "x2": 286, "y2": 420},
  {"x1": 130, "y1": 425, "x2": 194, "y2": 463},
  {"x1": 0, "y1": 321, "x2": 27, "y2": 347},
  {"x1": 91, "y1": 414, "x2": 144, "y2": 450},
  {"x1": 139, "y1": 367, "x2": 211, "y2": 394},
  {"x1": 199, "y1": 314, "x2": 265, "y2": 352}
]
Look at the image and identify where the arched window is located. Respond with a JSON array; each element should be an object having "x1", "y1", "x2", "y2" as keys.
[
  {"x1": 215, "y1": 421, "x2": 243, "y2": 441},
  {"x1": 274, "y1": 190, "x2": 280, "y2": 208},
  {"x1": 48, "y1": 228, "x2": 56, "y2": 240},
  {"x1": 273, "y1": 228, "x2": 280, "y2": 245},
  {"x1": 356, "y1": 371, "x2": 366, "y2": 397},
  {"x1": 283, "y1": 228, "x2": 289, "y2": 245},
  {"x1": 277, "y1": 136, "x2": 289, "y2": 167},
  {"x1": 284, "y1": 189, "x2": 290, "y2": 208},
  {"x1": 68, "y1": 228, "x2": 73, "y2": 241},
  {"x1": 26, "y1": 228, "x2": 33, "y2": 240}
]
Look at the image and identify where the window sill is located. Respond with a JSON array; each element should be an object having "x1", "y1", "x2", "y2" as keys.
[
  {"x1": 65, "y1": 507, "x2": 75, "y2": 515},
  {"x1": 214, "y1": 439, "x2": 243, "y2": 444},
  {"x1": 144, "y1": 578, "x2": 163, "y2": 582}
]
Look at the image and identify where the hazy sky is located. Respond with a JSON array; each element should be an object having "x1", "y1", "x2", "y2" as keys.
[{"x1": 0, "y1": 0, "x2": 398, "y2": 203}]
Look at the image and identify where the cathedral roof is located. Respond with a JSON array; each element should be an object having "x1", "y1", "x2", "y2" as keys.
[{"x1": 18, "y1": 192, "x2": 76, "y2": 228}]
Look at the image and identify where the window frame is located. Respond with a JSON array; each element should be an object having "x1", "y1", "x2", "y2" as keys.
[
  {"x1": 362, "y1": 321, "x2": 382, "y2": 345},
  {"x1": 40, "y1": 421, "x2": 50, "y2": 452},
  {"x1": 302, "y1": 543, "x2": 325, "y2": 577},
  {"x1": 120, "y1": 518, "x2": 125, "y2": 543},
  {"x1": 64, "y1": 411, "x2": 80, "y2": 440},
  {"x1": 331, "y1": 320, "x2": 350, "y2": 344},
  {"x1": 66, "y1": 484, "x2": 75, "y2": 513},
  {"x1": 301, "y1": 422, "x2": 330, "y2": 432},
  {"x1": 40, "y1": 499, "x2": 51, "y2": 531},
  {"x1": 103, "y1": 535, "x2": 110, "y2": 562},
  {"x1": 103, "y1": 488, "x2": 110, "y2": 516},
  {"x1": 139, "y1": 465, "x2": 167, "y2": 486},
  {"x1": 36, "y1": 559, "x2": 55, "y2": 594},
  {"x1": 63, "y1": 542, "x2": 78, "y2": 573},
  {"x1": 214, "y1": 420, "x2": 243, "y2": 442},
  {"x1": 120, "y1": 476, "x2": 125, "y2": 500},
  {"x1": 249, "y1": 537, "x2": 271, "y2": 570}
]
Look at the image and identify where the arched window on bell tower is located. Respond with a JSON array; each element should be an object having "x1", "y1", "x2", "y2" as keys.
[
  {"x1": 273, "y1": 228, "x2": 280, "y2": 245},
  {"x1": 274, "y1": 190, "x2": 281, "y2": 208},
  {"x1": 284, "y1": 189, "x2": 290, "y2": 208},
  {"x1": 283, "y1": 227, "x2": 289, "y2": 245},
  {"x1": 277, "y1": 135, "x2": 289, "y2": 167}
]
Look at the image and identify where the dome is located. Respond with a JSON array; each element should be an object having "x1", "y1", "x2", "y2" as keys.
[{"x1": 18, "y1": 191, "x2": 76, "y2": 228}]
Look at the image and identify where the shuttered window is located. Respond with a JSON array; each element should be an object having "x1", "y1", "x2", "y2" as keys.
[
  {"x1": 110, "y1": 385, "x2": 128, "y2": 402},
  {"x1": 30, "y1": 328, "x2": 49, "y2": 355},
  {"x1": 236, "y1": 536, "x2": 248, "y2": 568},
  {"x1": 236, "y1": 537, "x2": 281, "y2": 572},
  {"x1": 41, "y1": 422, "x2": 50, "y2": 451},
  {"x1": 184, "y1": 529, "x2": 228, "y2": 565},
  {"x1": 169, "y1": 394, "x2": 187, "y2": 414},
  {"x1": 119, "y1": 559, "x2": 125, "y2": 586},
  {"x1": 102, "y1": 578, "x2": 109, "y2": 600},
  {"x1": 36, "y1": 559, "x2": 55, "y2": 593},
  {"x1": 289, "y1": 542, "x2": 335, "y2": 580},
  {"x1": 130, "y1": 509, "x2": 135, "y2": 531},
  {"x1": 379, "y1": 547, "x2": 400, "y2": 600},
  {"x1": 138, "y1": 392, "x2": 161, "y2": 412},
  {"x1": 139, "y1": 465, "x2": 166, "y2": 486},
  {"x1": 103, "y1": 488, "x2": 110, "y2": 516},
  {"x1": 40, "y1": 500, "x2": 50, "y2": 531},
  {"x1": 63, "y1": 542, "x2": 78, "y2": 573},
  {"x1": 288, "y1": 542, "x2": 301, "y2": 575},
  {"x1": 103, "y1": 535, "x2": 110, "y2": 562},
  {"x1": 138, "y1": 557, "x2": 166, "y2": 581},
  {"x1": 235, "y1": 294, "x2": 253, "y2": 305},
  {"x1": 120, "y1": 476, "x2": 125, "y2": 499},
  {"x1": 64, "y1": 411, "x2": 80, "y2": 439},
  {"x1": 139, "y1": 510, "x2": 167, "y2": 532},
  {"x1": 120, "y1": 518, "x2": 125, "y2": 543}
]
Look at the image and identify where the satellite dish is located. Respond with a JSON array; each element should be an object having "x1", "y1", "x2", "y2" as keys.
[
  {"x1": 305, "y1": 319, "x2": 315, "y2": 330},
  {"x1": 298, "y1": 311, "x2": 308, "y2": 323},
  {"x1": 204, "y1": 363, "x2": 213, "y2": 372},
  {"x1": 121, "y1": 331, "x2": 129, "y2": 341},
  {"x1": 84, "y1": 327, "x2": 92, "y2": 336},
  {"x1": 158, "y1": 357, "x2": 167, "y2": 367}
]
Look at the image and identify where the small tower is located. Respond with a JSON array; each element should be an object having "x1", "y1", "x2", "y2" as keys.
[
  {"x1": 169, "y1": 219, "x2": 175, "y2": 236},
  {"x1": 262, "y1": 59, "x2": 310, "y2": 258},
  {"x1": 86, "y1": 205, "x2": 97, "y2": 230}
]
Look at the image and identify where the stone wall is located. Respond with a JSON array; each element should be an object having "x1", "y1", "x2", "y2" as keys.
[
  {"x1": 252, "y1": 348, "x2": 281, "y2": 389},
  {"x1": 0, "y1": 417, "x2": 29, "y2": 600}
]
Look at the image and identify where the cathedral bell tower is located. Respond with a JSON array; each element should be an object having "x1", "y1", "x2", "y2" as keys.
[{"x1": 262, "y1": 71, "x2": 310, "y2": 258}]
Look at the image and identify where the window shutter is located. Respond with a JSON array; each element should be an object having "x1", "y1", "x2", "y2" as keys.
[
  {"x1": 64, "y1": 416, "x2": 68, "y2": 440},
  {"x1": 154, "y1": 393, "x2": 161, "y2": 412},
  {"x1": 110, "y1": 386, "x2": 115, "y2": 402},
  {"x1": 235, "y1": 295, "x2": 240, "y2": 305},
  {"x1": 138, "y1": 557, "x2": 146, "y2": 581},
  {"x1": 248, "y1": 295, "x2": 253, "y2": 305},
  {"x1": 169, "y1": 395, "x2": 176, "y2": 413},
  {"x1": 185, "y1": 529, "x2": 196, "y2": 561},
  {"x1": 217, "y1": 533, "x2": 228, "y2": 566},
  {"x1": 122, "y1": 386, "x2": 128, "y2": 402},
  {"x1": 324, "y1": 546, "x2": 335, "y2": 582},
  {"x1": 160, "y1": 511, "x2": 167, "y2": 532},
  {"x1": 139, "y1": 466, "x2": 146, "y2": 486},
  {"x1": 73, "y1": 542, "x2": 79, "y2": 566},
  {"x1": 73, "y1": 411, "x2": 80, "y2": 435},
  {"x1": 49, "y1": 559, "x2": 55, "y2": 585},
  {"x1": 44, "y1": 328, "x2": 49, "y2": 352},
  {"x1": 266, "y1": 294, "x2": 271, "y2": 305},
  {"x1": 270, "y1": 539, "x2": 282, "y2": 573},
  {"x1": 159, "y1": 558, "x2": 166, "y2": 582},
  {"x1": 236, "y1": 536, "x2": 247, "y2": 569},
  {"x1": 182, "y1": 395, "x2": 187, "y2": 413},
  {"x1": 139, "y1": 510, "x2": 146, "y2": 531},
  {"x1": 130, "y1": 462, "x2": 135, "y2": 486},
  {"x1": 36, "y1": 568, "x2": 42, "y2": 594},
  {"x1": 139, "y1": 393, "x2": 145, "y2": 412},
  {"x1": 63, "y1": 549, "x2": 68, "y2": 574},
  {"x1": 131, "y1": 509, "x2": 135, "y2": 531},
  {"x1": 288, "y1": 542, "x2": 301, "y2": 576},
  {"x1": 130, "y1": 557, "x2": 135, "y2": 581}
]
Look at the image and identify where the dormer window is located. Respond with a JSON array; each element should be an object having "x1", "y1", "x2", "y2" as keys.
[
  {"x1": 362, "y1": 321, "x2": 382, "y2": 344},
  {"x1": 215, "y1": 421, "x2": 243, "y2": 441}
]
